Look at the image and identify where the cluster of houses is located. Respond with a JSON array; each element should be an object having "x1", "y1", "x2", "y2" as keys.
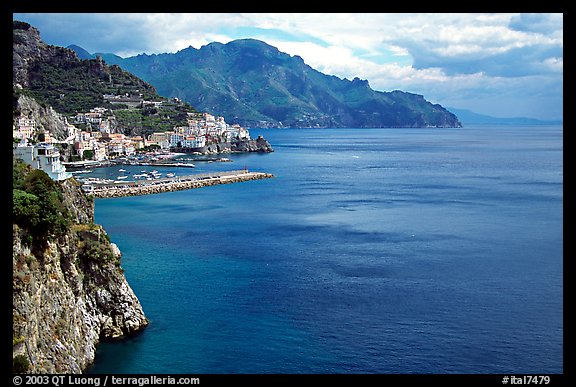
[
  {"x1": 13, "y1": 103, "x2": 254, "y2": 181},
  {"x1": 152, "y1": 112, "x2": 250, "y2": 151},
  {"x1": 13, "y1": 111, "x2": 144, "y2": 161}
]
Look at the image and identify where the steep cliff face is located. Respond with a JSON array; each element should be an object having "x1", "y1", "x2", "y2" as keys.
[
  {"x1": 14, "y1": 93, "x2": 71, "y2": 141},
  {"x1": 12, "y1": 22, "x2": 67, "y2": 88},
  {"x1": 13, "y1": 178, "x2": 148, "y2": 373},
  {"x1": 13, "y1": 20, "x2": 158, "y2": 118}
]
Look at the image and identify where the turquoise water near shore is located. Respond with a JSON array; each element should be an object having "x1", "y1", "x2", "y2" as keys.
[{"x1": 87, "y1": 125, "x2": 563, "y2": 374}]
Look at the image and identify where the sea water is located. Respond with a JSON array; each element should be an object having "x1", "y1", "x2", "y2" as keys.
[{"x1": 87, "y1": 125, "x2": 563, "y2": 374}]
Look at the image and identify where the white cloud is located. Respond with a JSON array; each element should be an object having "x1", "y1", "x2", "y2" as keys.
[
  {"x1": 387, "y1": 45, "x2": 410, "y2": 57},
  {"x1": 541, "y1": 57, "x2": 563, "y2": 72}
]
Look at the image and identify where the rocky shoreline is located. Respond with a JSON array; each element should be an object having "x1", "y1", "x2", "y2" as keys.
[{"x1": 171, "y1": 135, "x2": 274, "y2": 154}]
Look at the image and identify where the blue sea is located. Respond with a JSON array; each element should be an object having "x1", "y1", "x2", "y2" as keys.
[{"x1": 87, "y1": 125, "x2": 563, "y2": 374}]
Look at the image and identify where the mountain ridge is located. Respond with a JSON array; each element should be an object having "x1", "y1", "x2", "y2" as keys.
[
  {"x1": 68, "y1": 41, "x2": 563, "y2": 128},
  {"x1": 68, "y1": 40, "x2": 462, "y2": 129}
]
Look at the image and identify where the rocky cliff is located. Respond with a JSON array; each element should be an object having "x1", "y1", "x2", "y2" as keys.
[
  {"x1": 14, "y1": 93, "x2": 71, "y2": 141},
  {"x1": 12, "y1": 21, "x2": 73, "y2": 89},
  {"x1": 13, "y1": 20, "x2": 157, "y2": 117},
  {"x1": 232, "y1": 135, "x2": 274, "y2": 153},
  {"x1": 13, "y1": 176, "x2": 148, "y2": 373}
]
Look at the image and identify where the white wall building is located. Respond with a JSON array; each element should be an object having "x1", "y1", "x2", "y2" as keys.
[
  {"x1": 93, "y1": 142, "x2": 107, "y2": 161},
  {"x1": 107, "y1": 140, "x2": 124, "y2": 155},
  {"x1": 13, "y1": 117, "x2": 36, "y2": 141},
  {"x1": 13, "y1": 142, "x2": 72, "y2": 181},
  {"x1": 148, "y1": 132, "x2": 171, "y2": 149},
  {"x1": 182, "y1": 136, "x2": 206, "y2": 149},
  {"x1": 169, "y1": 133, "x2": 185, "y2": 147}
]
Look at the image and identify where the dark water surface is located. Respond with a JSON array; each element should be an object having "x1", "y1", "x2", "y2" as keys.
[{"x1": 88, "y1": 126, "x2": 563, "y2": 374}]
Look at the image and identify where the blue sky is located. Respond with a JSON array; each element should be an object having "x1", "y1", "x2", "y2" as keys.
[{"x1": 13, "y1": 13, "x2": 563, "y2": 121}]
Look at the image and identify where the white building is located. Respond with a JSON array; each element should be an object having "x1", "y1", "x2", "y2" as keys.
[
  {"x1": 169, "y1": 133, "x2": 185, "y2": 147},
  {"x1": 124, "y1": 144, "x2": 136, "y2": 156},
  {"x1": 93, "y1": 142, "x2": 107, "y2": 161},
  {"x1": 98, "y1": 119, "x2": 111, "y2": 134},
  {"x1": 75, "y1": 112, "x2": 102, "y2": 125},
  {"x1": 148, "y1": 132, "x2": 171, "y2": 149},
  {"x1": 106, "y1": 140, "x2": 124, "y2": 155},
  {"x1": 13, "y1": 142, "x2": 72, "y2": 181},
  {"x1": 181, "y1": 136, "x2": 206, "y2": 149},
  {"x1": 226, "y1": 124, "x2": 251, "y2": 141},
  {"x1": 13, "y1": 117, "x2": 36, "y2": 141}
]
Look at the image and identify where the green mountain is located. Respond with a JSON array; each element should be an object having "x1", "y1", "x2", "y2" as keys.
[
  {"x1": 13, "y1": 21, "x2": 197, "y2": 137},
  {"x1": 13, "y1": 22, "x2": 160, "y2": 116},
  {"x1": 77, "y1": 39, "x2": 461, "y2": 128}
]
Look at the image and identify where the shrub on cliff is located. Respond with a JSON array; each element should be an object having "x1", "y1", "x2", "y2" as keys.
[
  {"x1": 13, "y1": 354, "x2": 29, "y2": 373},
  {"x1": 12, "y1": 159, "x2": 71, "y2": 245},
  {"x1": 78, "y1": 237, "x2": 117, "y2": 265}
]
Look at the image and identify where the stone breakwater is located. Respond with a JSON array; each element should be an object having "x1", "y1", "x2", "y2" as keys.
[{"x1": 89, "y1": 171, "x2": 275, "y2": 199}]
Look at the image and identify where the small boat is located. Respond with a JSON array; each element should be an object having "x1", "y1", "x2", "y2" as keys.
[
  {"x1": 171, "y1": 162, "x2": 195, "y2": 168},
  {"x1": 119, "y1": 168, "x2": 126, "y2": 172},
  {"x1": 117, "y1": 175, "x2": 128, "y2": 180},
  {"x1": 166, "y1": 173, "x2": 176, "y2": 178}
]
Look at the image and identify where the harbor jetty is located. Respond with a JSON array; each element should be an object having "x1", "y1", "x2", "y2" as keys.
[{"x1": 83, "y1": 170, "x2": 274, "y2": 198}]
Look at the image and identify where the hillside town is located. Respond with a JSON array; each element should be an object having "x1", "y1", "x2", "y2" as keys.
[
  {"x1": 14, "y1": 97, "x2": 252, "y2": 158},
  {"x1": 13, "y1": 96, "x2": 260, "y2": 181}
]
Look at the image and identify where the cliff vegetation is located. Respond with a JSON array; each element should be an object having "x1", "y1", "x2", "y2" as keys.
[{"x1": 12, "y1": 159, "x2": 148, "y2": 373}]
